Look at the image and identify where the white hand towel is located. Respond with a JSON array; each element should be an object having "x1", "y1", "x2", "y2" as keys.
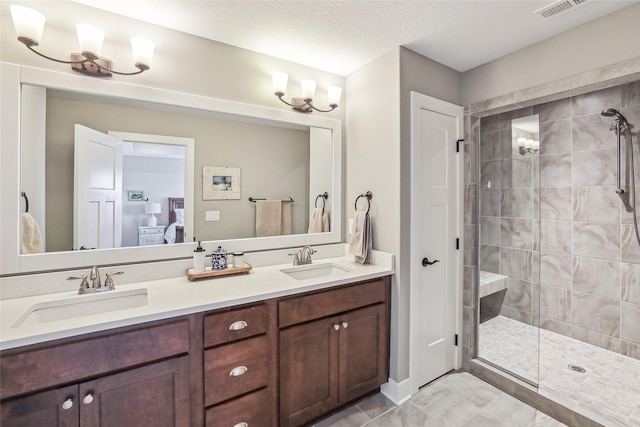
[
  {"x1": 21, "y1": 212, "x2": 43, "y2": 254},
  {"x1": 308, "y1": 207, "x2": 326, "y2": 233},
  {"x1": 349, "y1": 211, "x2": 371, "y2": 264}
]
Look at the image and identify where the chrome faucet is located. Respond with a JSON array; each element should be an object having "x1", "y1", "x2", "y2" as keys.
[
  {"x1": 289, "y1": 245, "x2": 316, "y2": 266},
  {"x1": 68, "y1": 267, "x2": 123, "y2": 294}
]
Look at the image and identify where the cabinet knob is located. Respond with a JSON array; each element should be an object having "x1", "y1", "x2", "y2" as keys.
[
  {"x1": 61, "y1": 398, "x2": 74, "y2": 410},
  {"x1": 341, "y1": 321, "x2": 348, "y2": 329},
  {"x1": 229, "y1": 365, "x2": 248, "y2": 377},
  {"x1": 333, "y1": 324, "x2": 340, "y2": 331},
  {"x1": 229, "y1": 320, "x2": 248, "y2": 331},
  {"x1": 82, "y1": 393, "x2": 94, "y2": 405},
  {"x1": 233, "y1": 423, "x2": 248, "y2": 427}
]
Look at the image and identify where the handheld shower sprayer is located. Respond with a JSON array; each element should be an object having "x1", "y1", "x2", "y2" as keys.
[{"x1": 601, "y1": 108, "x2": 629, "y2": 127}]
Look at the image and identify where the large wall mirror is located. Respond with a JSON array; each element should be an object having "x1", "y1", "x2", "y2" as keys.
[{"x1": 1, "y1": 63, "x2": 342, "y2": 274}]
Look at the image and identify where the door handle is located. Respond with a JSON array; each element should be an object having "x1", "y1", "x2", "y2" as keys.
[{"x1": 422, "y1": 258, "x2": 440, "y2": 267}]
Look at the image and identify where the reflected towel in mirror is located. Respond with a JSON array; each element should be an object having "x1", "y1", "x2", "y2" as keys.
[
  {"x1": 21, "y1": 212, "x2": 43, "y2": 254},
  {"x1": 256, "y1": 199, "x2": 292, "y2": 237},
  {"x1": 308, "y1": 207, "x2": 330, "y2": 233}
]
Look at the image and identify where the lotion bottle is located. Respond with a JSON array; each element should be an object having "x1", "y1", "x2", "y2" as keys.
[{"x1": 193, "y1": 240, "x2": 206, "y2": 273}]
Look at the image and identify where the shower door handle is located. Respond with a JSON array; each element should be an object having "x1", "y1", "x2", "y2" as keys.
[{"x1": 422, "y1": 258, "x2": 440, "y2": 267}]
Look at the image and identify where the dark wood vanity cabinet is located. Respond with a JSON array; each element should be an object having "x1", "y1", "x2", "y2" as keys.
[
  {"x1": 278, "y1": 277, "x2": 391, "y2": 427},
  {"x1": 0, "y1": 318, "x2": 191, "y2": 427}
]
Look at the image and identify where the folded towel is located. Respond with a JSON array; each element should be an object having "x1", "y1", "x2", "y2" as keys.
[
  {"x1": 21, "y1": 212, "x2": 43, "y2": 254},
  {"x1": 308, "y1": 207, "x2": 330, "y2": 233},
  {"x1": 256, "y1": 200, "x2": 282, "y2": 237},
  {"x1": 349, "y1": 211, "x2": 372, "y2": 264}
]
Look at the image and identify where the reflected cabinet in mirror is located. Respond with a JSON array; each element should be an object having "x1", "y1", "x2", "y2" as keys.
[
  {"x1": 477, "y1": 113, "x2": 540, "y2": 387},
  {"x1": 1, "y1": 63, "x2": 342, "y2": 274}
]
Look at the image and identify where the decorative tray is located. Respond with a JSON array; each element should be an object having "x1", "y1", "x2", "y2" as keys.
[{"x1": 186, "y1": 263, "x2": 253, "y2": 281}]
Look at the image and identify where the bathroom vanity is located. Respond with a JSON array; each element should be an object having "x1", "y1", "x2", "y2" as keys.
[{"x1": 0, "y1": 255, "x2": 392, "y2": 427}]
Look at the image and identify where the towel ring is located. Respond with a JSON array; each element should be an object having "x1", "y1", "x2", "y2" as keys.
[
  {"x1": 315, "y1": 192, "x2": 328, "y2": 210},
  {"x1": 21, "y1": 191, "x2": 29, "y2": 213},
  {"x1": 354, "y1": 191, "x2": 372, "y2": 214}
]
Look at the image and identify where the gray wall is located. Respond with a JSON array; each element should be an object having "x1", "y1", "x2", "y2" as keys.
[{"x1": 45, "y1": 94, "x2": 309, "y2": 251}]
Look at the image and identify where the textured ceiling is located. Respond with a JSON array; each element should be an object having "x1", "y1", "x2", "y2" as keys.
[{"x1": 71, "y1": 0, "x2": 639, "y2": 76}]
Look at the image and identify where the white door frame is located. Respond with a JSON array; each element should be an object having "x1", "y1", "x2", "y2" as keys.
[{"x1": 409, "y1": 91, "x2": 464, "y2": 395}]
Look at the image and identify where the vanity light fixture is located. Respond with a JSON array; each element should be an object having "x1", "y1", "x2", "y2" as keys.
[
  {"x1": 516, "y1": 137, "x2": 539, "y2": 155},
  {"x1": 273, "y1": 72, "x2": 342, "y2": 113},
  {"x1": 9, "y1": 5, "x2": 155, "y2": 78}
]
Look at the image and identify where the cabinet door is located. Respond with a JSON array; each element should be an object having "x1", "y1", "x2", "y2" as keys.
[
  {"x1": 79, "y1": 356, "x2": 189, "y2": 427},
  {"x1": 279, "y1": 317, "x2": 339, "y2": 427},
  {"x1": 1, "y1": 385, "x2": 78, "y2": 427},
  {"x1": 338, "y1": 304, "x2": 389, "y2": 403}
]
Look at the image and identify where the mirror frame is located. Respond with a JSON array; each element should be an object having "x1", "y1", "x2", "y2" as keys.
[{"x1": 1, "y1": 62, "x2": 342, "y2": 275}]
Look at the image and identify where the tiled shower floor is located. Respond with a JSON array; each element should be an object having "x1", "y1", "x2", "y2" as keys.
[{"x1": 479, "y1": 315, "x2": 640, "y2": 426}]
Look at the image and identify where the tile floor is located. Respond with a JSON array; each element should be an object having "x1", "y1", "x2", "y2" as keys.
[
  {"x1": 311, "y1": 371, "x2": 566, "y2": 427},
  {"x1": 479, "y1": 315, "x2": 640, "y2": 427}
]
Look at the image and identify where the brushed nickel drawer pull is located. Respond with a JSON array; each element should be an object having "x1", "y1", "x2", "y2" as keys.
[
  {"x1": 229, "y1": 365, "x2": 248, "y2": 377},
  {"x1": 229, "y1": 320, "x2": 248, "y2": 331},
  {"x1": 233, "y1": 423, "x2": 248, "y2": 427}
]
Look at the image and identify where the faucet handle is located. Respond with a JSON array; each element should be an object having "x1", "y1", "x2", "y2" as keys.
[
  {"x1": 288, "y1": 252, "x2": 301, "y2": 265},
  {"x1": 104, "y1": 271, "x2": 124, "y2": 290},
  {"x1": 67, "y1": 275, "x2": 89, "y2": 294}
]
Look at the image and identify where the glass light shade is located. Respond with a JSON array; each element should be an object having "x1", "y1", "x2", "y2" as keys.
[
  {"x1": 301, "y1": 80, "x2": 316, "y2": 101},
  {"x1": 144, "y1": 202, "x2": 161, "y2": 215},
  {"x1": 76, "y1": 23, "x2": 104, "y2": 58},
  {"x1": 131, "y1": 37, "x2": 154, "y2": 68},
  {"x1": 532, "y1": 140, "x2": 540, "y2": 151},
  {"x1": 327, "y1": 86, "x2": 342, "y2": 107},
  {"x1": 516, "y1": 137, "x2": 527, "y2": 148},
  {"x1": 272, "y1": 72, "x2": 288, "y2": 95},
  {"x1": 10, "y1": 5, "x2": 45, "y2": 45},
  {"x1": 525, "y1": 139, "x2": 534, "y2": 149}
]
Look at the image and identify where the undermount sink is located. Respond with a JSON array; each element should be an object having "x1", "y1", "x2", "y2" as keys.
[
  {"x1": 12, "y1": 288, "x2": 149, "y2": 328},
  {"x1": 281, "y1": 263, "x2": 351, "y2": 281}
]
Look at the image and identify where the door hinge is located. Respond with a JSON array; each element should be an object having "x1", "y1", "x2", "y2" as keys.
[
  {"x1": 456, "y1": 138, "x2": 464, "y2": 153},
  {"x1": 455, "y1": 334, "x2": 459, "y2": 346},
  {"x1": 456, "y1": 238, "x2": 460, "y2": 250}
]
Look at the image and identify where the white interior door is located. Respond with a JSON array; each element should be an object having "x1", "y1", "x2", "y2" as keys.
[
  {"x1": 410, "y1": 92, "x2": 463, "y2": 392},
  {"x1": 74, "y1": 125, "x2": 123, "y2": 250}
]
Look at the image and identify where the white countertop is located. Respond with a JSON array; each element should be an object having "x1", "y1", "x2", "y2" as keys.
[{"x1": 0, "y1": 254, "x2": 394, "y2": 350}]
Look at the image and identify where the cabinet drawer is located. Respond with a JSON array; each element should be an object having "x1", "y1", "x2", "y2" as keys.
[
  {"x1": 278, "y1": 278, "x2": 388, "y2": 328},
  {"x1": 138, "y1": 226, "x2": 164, "y2": 234},
  {"x1": 204, "y1": 304, "x2": 268, "y2": 348},
  {"x1": 0, "y1": 318, "x2": 189, "y2": 400},
  {"x1": 204, "y1": 335, "x2": 269, "y2": 406},
  {"x1": 205, "y1": 388, "x2": 270, "y2": 427}
]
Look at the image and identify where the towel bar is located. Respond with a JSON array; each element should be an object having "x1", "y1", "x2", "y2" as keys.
[{"x1": 249, "y1": 197, "x2": 294, "y2": 203}]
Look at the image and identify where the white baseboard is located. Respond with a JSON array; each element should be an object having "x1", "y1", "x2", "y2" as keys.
[{"x1": 380, "y1": 377, "x2": 412, "y2": 406}]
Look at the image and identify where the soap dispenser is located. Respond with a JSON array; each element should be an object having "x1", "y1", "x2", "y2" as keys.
[{"x1": 193, "y1": 240, "x2": 206, "y2": 273}]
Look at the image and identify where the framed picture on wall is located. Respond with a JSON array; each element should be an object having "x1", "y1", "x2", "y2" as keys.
[
  {"x1": 128, "y1": 190, "x2": 144, "y2": 201},
  {"x1": 203, "y1": 166, "x2": 241, "y2": 200}
]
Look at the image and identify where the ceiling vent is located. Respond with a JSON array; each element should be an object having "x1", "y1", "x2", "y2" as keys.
[{"x1": 535, "y1": 0, "x2": 590, "y2": 19}]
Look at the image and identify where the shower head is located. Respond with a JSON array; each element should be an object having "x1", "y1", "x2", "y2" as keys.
[{"x1": 601, "y1": 108, "x2": 629, "y2": 125}]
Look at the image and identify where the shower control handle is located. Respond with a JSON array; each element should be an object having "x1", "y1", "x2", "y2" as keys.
[{"x1": 422, "y1": 258, "x2": 440, "y2": 267}]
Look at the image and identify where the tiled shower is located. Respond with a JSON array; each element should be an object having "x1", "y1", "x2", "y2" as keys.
[{"x1": 472, "y1": 80, "x2": 640, "y2": 425}]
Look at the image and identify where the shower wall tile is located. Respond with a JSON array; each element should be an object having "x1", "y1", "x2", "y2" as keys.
[
  {"x1": 540, "y1": 317, "x2": 572, "y2": 336},
  {"x1": 621, "y1": 262, "x2": 640, "y2": 304},
  {"x1": 621, "y1": 340, "x2": 640, "y2": 360},
  {"x1": 499, "y1": 247, "x2": 532, "y2": 281},
  {"x1": 540, "y1": 188, "x2": 572, "y2": 220},
  {"x1": 621, "y1": 80, "x2": 640, "y2": 107},
  {"x1": 500, "y1": 129, "x2": 514, "y2": 159},
  {"x1": 573, "y1": 185, "x2": 620, "y2": 223},
  {"x1": 464, "y1": 142, "x2": 478, "y2": 184},
  {"x1": 464, "y1": 184, "x2": 477, "y2": 226},
  {"x1": 572, "y1": 148, "x2": 616, "y2": 186},
  {"x1": 480, "y1": 245, "x2": 500, "y2": 273},
  {"x1": 480, "y1": 114, "x2": 500, "y2": 134},
  {"x1": 500, "y1": 218, "x2": 533, "y2": 249},
  {"x1": 500, "y1": 158, "x2": 532, "y2": 188},
  {"x1": 572, "y1": 256, "x2": 620, "y2": 299},
  {"x1": 464, "y1": 225, "x2": 477, "y2": 266},
  {"x1": 480, "y1": 131, "x2": 500, "y2": 161},
  {"x1": 534, "y1": 98, "x2": 571, "y2": 123},
  {"x1": 572, "y1": 222, "x2": 620, "y2": 260},
  {"x1": 539, "y1": 119, "x2": 572, "y2": 155},
  {"x1": 464, "y1": 266, "x2": 478, "y2": 307},
  {"x1": 572, "y1": 291, "x2": 620, "y2": 338},
  {"x1": 539, "y1": 252, "x2": 572, "y2": 289},
  {"x1": 481, "y1": 160, "x2": 500, "y2": 189},
  {"x1": 621, "y1": 301, "x2": 640, "y2": 344},
  {"x1": 571, "y1": 114, "x2": 617, "y2": 151},
  {"x1": 503, "y1": 278, "x2": 532, "y2": 313},
  {"x1": 540, "y1": 284, "x2": 571, "y2": 322},
  {"x1": 571, "y1": 326, "x2": 621, "y2": 353},
  {"x1": 480, "y1": 189, "x2": 500, "y2": 217},
  {"x1": 499, "y1": 107, "x2": 533, "y2": 130},
  {"x1": 621, "y1": 224, "x2": 640, "y2": 263},
  {"x1": 499, "y1": 305, "x2": 531, "y2": 324},
  {"x1": 481, "y1": 217, "x2": 499, "y2": 245},
  {"x1": 501, "y1": 188, "x2": 532, "y2": 219},
  {"x1": 572, "y1": 86, "x2": 620, "y2": 117},
  {"x1": 540, "y1": 220, "x2": 572, "y2": 254},
  {"x1": 540, "y1": 153, "x2": 572, "y2": 188}
]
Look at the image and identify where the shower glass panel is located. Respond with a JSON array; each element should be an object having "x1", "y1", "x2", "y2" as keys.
[{"x1": 477, "y1": 113, "x2": 541, "y2": 387}]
